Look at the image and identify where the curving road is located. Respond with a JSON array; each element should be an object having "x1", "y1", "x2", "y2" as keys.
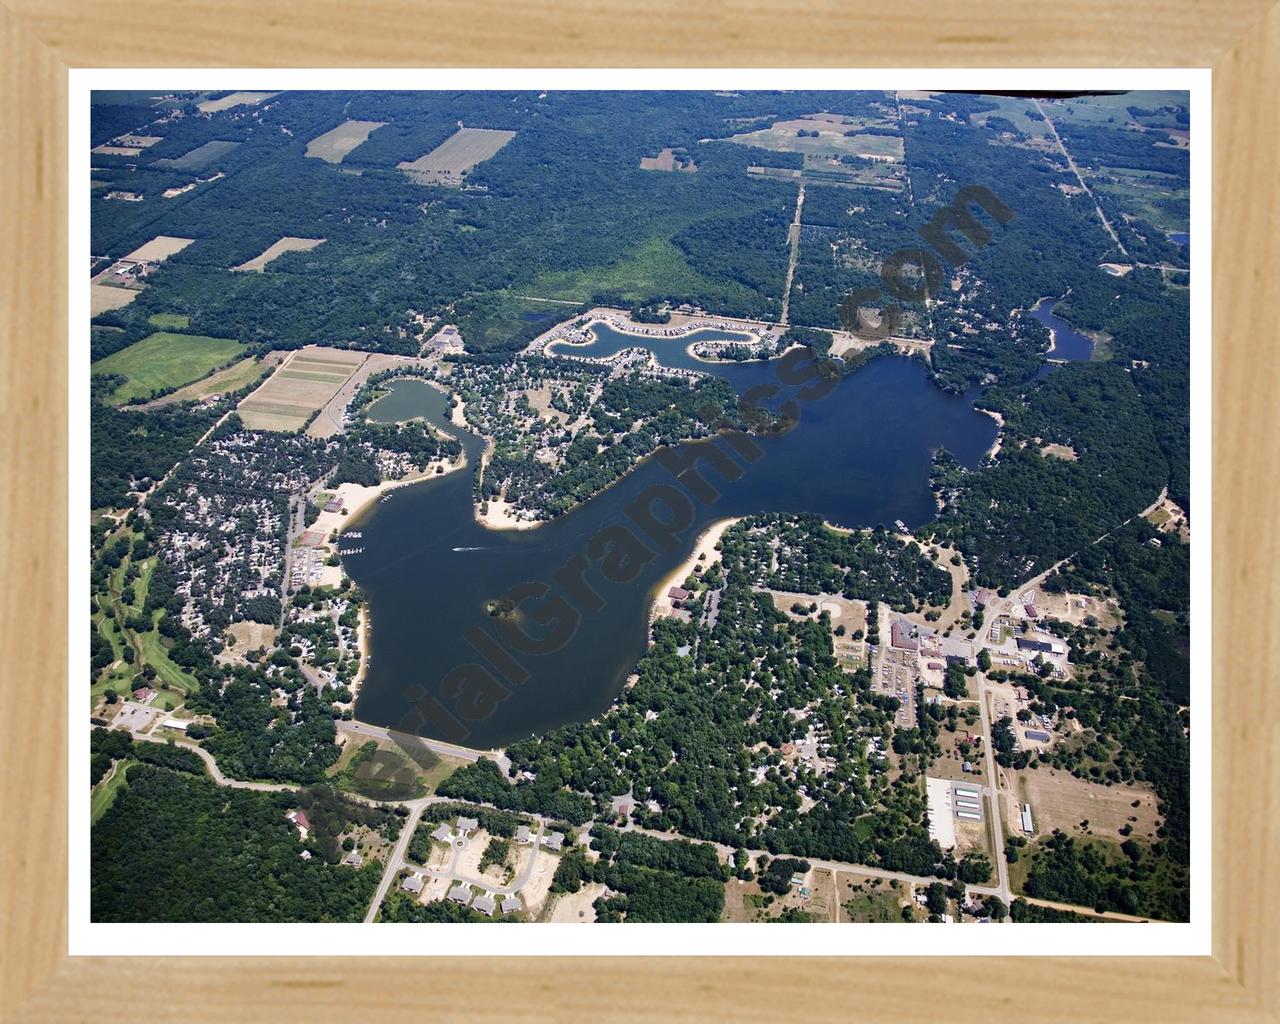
[{"x1": 129, "y1": 729, "x2": 293, "y2": 792}]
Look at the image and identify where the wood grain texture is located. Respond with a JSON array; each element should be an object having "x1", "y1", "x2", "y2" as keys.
[
  {"x1": 0, "y1": 0, "x2": 1276, "y2": 1020},
  {"x1": 2, "y1": 0, "x2": 1278, "y2": 66},
  {"x1": 0, "y1": 4, "x2": 68, "y2": 1020},
  {"x1": 1212, "y1": 4, "x2": 1280, "y2": 1015}
]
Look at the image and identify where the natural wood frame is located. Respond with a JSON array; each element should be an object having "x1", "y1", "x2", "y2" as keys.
[{"x1": 2, "y1": 2, "x2": 1276, "y2": 1020}]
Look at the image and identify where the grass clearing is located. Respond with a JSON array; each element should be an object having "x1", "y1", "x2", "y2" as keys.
[
  {"x1": 525, "y1": 235, "x2": 751, "y2": 306},
  {"x1": 145, "y1": 355, "x2": 270, "y2": 407},
  {"x1": 92, "y1": 331, "x2": 247, "y2": 405},
  {"x1": 839, "y1": 875, "x2": 905, "y2": 922},
  {"x1": 398, "y1": 127, "x2": 516, "y2": 185},
  {"x1": 972, "y1": 96, "x2": 1054, "y2": 140},
  {"x1": 305, "y1": 120, "x2": 387, "y2": 163},
  {"x1": 1053, "y1": 90, "x2": 1189, "y2": 127},
  {"x1": 153, "y1": 140, "x2": 240, "y2": 172},
  {"x1": 91, "y1": 759, "x2": 135, "y2": 824},
  {"x1": 329, "y1": 740, "x2": 432, "y2": 800},
  {"x1": 1040, "y1": 443, "x2": 1079, "y2": 461},
  {"x1": 148, "y1": 312, "x2": 191, "y2": 329},
  {"x1": 1092, "y1": 169, "x2": 1189, "y2": 233},
  {"x1": 730, "y1": 115, "x2": 903, "y2": 164},
  {"x1": 1019, "y1": 768, "x2": 1161, "y2": 842},
  {"x1": 233, "y1": 236, "x2": 326, "y2": 272},
  {"x1": 639, "y1": 147, "x2": 697, "y2": 172}
]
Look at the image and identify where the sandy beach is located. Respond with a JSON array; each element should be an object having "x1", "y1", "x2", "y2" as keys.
[
  {"x1": 332, "y1": 457, "x2": 465, "y2": 533},
  {"x1": 978, "y1": 408, "x2": 1005, "y2": 461},
  {"x1": 449, "y1": 393, "x2": 468, "y2": 429},
  {"x1": 650, "y1": 517, "x2": 741, "y2": 620},
  {"x1": 349, "y1": 604, "x2": 371, "y2": 704},
  {"x1": 475, "y1": 492, "x2": 543, "y2": 531}
]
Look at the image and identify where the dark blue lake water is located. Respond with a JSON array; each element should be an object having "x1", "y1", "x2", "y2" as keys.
[
  {"x1": 1028, "y1": 297, "x2": 1095, "y2": 362},
  {"x1": 346, "y1": 338, "x2": 996, "y2": 748}
]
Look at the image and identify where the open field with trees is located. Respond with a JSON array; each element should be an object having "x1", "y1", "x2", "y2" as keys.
[{"x1": 91, "y1": 331, "x2": 247, "y2": 405}]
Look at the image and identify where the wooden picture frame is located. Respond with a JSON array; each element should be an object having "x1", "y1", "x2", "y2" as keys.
[{"x1": 1, "y1": 2, "x2": 1275, "y2": 1019}]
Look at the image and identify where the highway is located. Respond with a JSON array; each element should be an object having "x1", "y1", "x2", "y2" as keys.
[{"x1": 126, "y1": 724, "x2": 1014, "y2": 921}]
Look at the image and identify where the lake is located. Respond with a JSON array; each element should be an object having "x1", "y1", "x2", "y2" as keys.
[
  {"x1": 344, "y1": 345, "x2": 997, "y2": 749},
  {"x1": 1027, "y1": 296, "x2": 1095, "y2": 361},
  {"x1": 364, "y1": 377, "x2": 452, "y2": 425}
]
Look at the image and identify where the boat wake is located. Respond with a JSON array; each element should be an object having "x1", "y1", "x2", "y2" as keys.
[{"x1": 452, "y1": 546, "x2": 486, "y2": 552}]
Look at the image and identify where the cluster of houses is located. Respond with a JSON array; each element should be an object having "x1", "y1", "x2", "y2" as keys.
[
  {"x1": 150, "y1": 423, "x2": 432, "y2": 659},
  {"x1": 279, "y1": 593, "x2": 361, "y2": 694},
  {"x1": 397, "y1": 814, "x2": 571, "y2": 917},
  {"x1": 153, "y1": 430, "x2": 318, "y2": 641}
]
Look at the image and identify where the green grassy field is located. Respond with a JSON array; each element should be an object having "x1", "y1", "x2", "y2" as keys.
[
  {"x1": 92, "y1": 331, "x2": 247, "y2": 405},
  {"x1": 525, "y1": 236, "x2": 751, "y2": 305},
  {"x1": 147, "y1": 312, "x2": 191, "y2": 329},
  {"x1": 972, "y1": 96, "x2": 1053, "y2": 141},
  {"x1": 842, "y1": 888, "x2": 903, "y2": 922},
  {"x1": 91, "y1": 759, "x2": 134, "y2": 824},
  {"x1": 159, "y1": 355, "x2": 266, "y2": 404},
  {"x1": 1056, "y1": 90, "x2": 1189, "y2": 126},
  {"x1": 1093, "y1": 169, "x2": 1189, "y2": 233}
]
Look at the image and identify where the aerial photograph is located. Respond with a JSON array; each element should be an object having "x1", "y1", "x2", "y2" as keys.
[{"x1": 87, "y1": 88, "x2": 1192, "y2": 927}]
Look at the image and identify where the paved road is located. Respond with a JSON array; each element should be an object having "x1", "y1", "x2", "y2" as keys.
[
  {"x1": 126, "y1": 724, "x2": 1126, "y2": 919},
  {"x1": 1034, "y1": 98, "x2": 1130, "y2": 260},
  {"x1": 406, "y1": 821, "x2": 547, "y2": 898},
  {"x1": 975, "y1": 673, "x2": 1013, "y2": 909},
  {"x1": 129, "y1": 730, "x2": 293, "y2": 792},
  {"x1": 621, "y1": 822, "x2": 1004, "y2": 901},
  {"x1": 364, "y1": 797, "x2": 431, "y2": 922},
  {"x1": 117, "y1": 723, "x2": 1120, "y2": 923}
]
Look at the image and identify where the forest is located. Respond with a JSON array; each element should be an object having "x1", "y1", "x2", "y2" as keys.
[
  {"x1": 91, "y1": 764, "x2": 380, "y2": 922},
  {"x1": 580, "y1": 826, "x2": 727, "y2": 923},
  {"x1": 924, "y1": 361, "x2": 1168, "y2": 587},
  {"x1": 734, "y1": 513, "x2": 953, "y2": 611},
  {"x1": 91, "y1": 399, "x2": 226, "y2": 508}
]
